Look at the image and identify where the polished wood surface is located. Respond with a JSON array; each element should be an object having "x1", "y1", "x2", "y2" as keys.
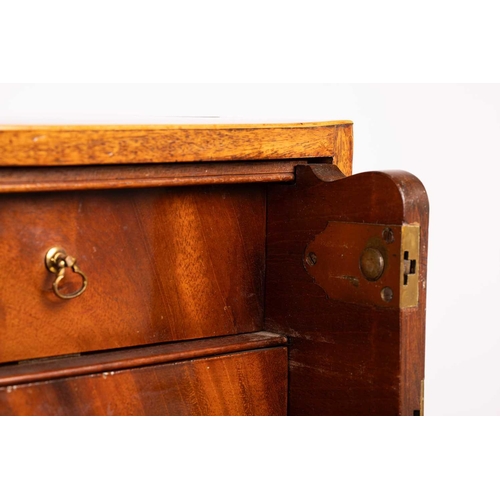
[
  {"x1": 0, "y1": 347, "x2": 288, "y2": 416},
  {"x1": 0, "y1": 332, "x2": 286, "y2": 387},
  {"x1": 0, "y1": 184, "x2": 266, "y2": 363},
  {"x1": 265, "y1": 165, "x2": 429, "y2": 416},
  {"x1": 0, "y1": 160, "x2": 307, "y2": 193},
  {"x1": 0, "y1": 121, "x2": 353, "y2": 176}
]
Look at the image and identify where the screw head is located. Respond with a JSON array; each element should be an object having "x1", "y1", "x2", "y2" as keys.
[
  {"x1": 381, "y1": 287, "x2": 394, "y2": 303},
  {"x1": 360, "y1": 248, "x2": 385, "y2": 281},
  {"x1": 383, "y1": 228, "x2": 395, "y2": 244},
  {"x1": 306, "y1": 252, "x2": 318, "y2": 267}
]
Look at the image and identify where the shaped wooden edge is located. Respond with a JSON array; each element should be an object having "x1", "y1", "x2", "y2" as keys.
[
  {"x1": 0, "y1": 332, "x2": 287, "y2": 388},
  {"x1": 0, "y1": 121, "x2": 354, "y2": 175}
]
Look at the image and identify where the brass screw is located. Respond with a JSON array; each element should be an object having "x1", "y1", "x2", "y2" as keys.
[
  {"x1": 383, "y1": 228, "x2": 395, "y2": 244},
  {"x1": 306, "y1": 252, "x2": 318, "y2": 266}
]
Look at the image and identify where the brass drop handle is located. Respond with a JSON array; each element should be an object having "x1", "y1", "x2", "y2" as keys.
[{"x1": 45, "y1": 247, "x2": 88, "y2": 300}]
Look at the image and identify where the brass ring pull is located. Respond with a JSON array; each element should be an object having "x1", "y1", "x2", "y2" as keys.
[{"x1": 45, "y1": 247, "x2": 88, "y2": 300}]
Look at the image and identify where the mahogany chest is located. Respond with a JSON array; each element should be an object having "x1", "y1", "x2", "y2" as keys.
[{"x1": 0, "y1": 121, "x2": 428, "y2": 415}]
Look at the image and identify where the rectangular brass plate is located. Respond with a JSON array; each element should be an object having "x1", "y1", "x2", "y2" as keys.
[{"x1": 401, "y1": 224, "x2": 420, "y2": 308}]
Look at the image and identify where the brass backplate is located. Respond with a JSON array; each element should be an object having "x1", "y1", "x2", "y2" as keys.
[{"x1": 304, "y1": 222, "x2": 420, "y2": 309}]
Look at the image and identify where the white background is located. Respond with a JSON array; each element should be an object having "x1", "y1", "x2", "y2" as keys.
[{"x1": 1, "y1": 83, "x2": 499, "y2": 416}]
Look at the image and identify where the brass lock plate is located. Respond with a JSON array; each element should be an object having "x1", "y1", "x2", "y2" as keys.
[{"x1": 304, "y1": 222, "x2": 420, "y2": 309}]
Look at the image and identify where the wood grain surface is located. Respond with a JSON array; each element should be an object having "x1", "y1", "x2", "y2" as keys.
[
  {"x1": 0, "y1": 346, "x2": 288, "y2": 416},
  {"x1": 0, "y1": 184, "x2": 266, "y2": 363},
  {"x1": 265, "y1": 166, "x2": 429, "y2": 416},
  {"x1": 0, "y1": 160, "x2": 306, "y2": 193},
  {"x1": 0, "y1": 332, "x2": 286, "y2": 387},
  {"x1": 0, "y1": 122, "x2": 353, "y2": 176}
]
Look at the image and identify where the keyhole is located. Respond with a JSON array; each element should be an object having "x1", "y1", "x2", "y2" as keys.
[{"x1": 403, "y1": 251, "x2": 417, "y2": 285}]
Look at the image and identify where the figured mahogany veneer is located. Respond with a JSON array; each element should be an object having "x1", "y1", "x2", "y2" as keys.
[
  {"x1": 0, "y1": 184, "x2": 266, "y2": 363},
  {"x1": 0, "y1": 333, "x2": 287, "y2": 416}
]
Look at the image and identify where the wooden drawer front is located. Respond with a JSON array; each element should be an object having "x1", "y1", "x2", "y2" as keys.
[
  {"x1": 0, "y1": 185, "x2": 265, "y2": 363},
  {"x1": 0, "y1": 347, "x2": 287, "y2": 416}
]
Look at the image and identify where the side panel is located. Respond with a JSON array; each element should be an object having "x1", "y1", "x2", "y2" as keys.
[{"x1": 265, "y1": 166, "x2": 429, "y2": 415}]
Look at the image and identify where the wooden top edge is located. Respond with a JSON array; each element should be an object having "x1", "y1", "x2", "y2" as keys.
[
  {"x1": 0, "y1": 121, "x2": 354, "y2": 170},
  {"x1": 0, "y1": 120, "x2": 353, "y2": 132}
]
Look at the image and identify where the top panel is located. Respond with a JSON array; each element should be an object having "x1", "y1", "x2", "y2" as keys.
[{"x1": 0, "y1": 121, "x2": 353, "y2": 175}]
